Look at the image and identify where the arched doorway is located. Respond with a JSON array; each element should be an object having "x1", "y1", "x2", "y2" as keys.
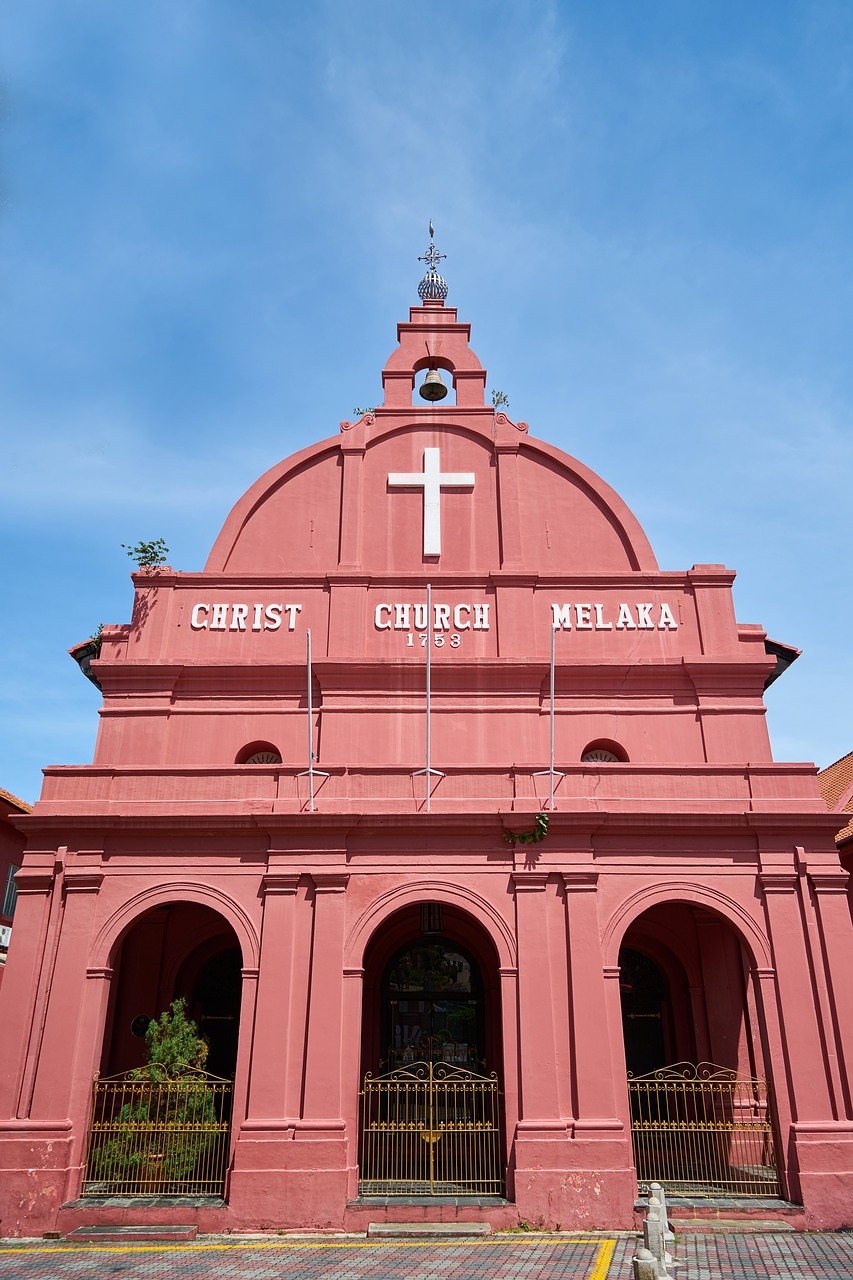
[
  {"x1": 619, "y1": 902, "x2": 780, "y2": 1199},
  {"x1": 84, "y1": 902, "x2": 242, "y2": 1198},
  {"x1": 359, "y1": 902, "x2": 504, "y2": 1197}
]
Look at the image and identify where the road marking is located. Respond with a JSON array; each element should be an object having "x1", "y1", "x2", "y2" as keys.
[
  {"x1": 588, "y1": 1238, "x2": 616, "y2": 1280},
  {"x1": 0, "y1": 1236, "x2": 608, "y2": 1256}
]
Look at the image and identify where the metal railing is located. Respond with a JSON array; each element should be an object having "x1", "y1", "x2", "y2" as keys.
[
  {"x1": 82, "y1": 1069, "x2": 232, "y2": 1197},
  {"x1": 360, "y1": 1060, "x2": 502, "y2": 1196},
  {"x1": 628, "y1": 1062, "x2": 780, "y2": 1197}
]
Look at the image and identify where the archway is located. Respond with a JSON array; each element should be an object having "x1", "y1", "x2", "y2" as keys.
[
  {"x1": 358, "y1": 901, "x2": 504, "y2": 1197},
  {"x1": 618, "y1": 901, "x2": 780, "y2": 1199},
  {"x1": 101, "y1": 902, "x2": 243, "y2": 1078},
  {"x1": 84, "y1": 901, "x2": 243, "y2": 1199}
]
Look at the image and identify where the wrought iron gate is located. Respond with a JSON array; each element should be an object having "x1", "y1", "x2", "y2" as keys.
[
  {"x1": 360, "y1": 1061, "x2": 502, "y2": 1196},
  {"x1": 82, "y1": 1070, "x2": 232, "y2": 1197},
  {"x1": 628, "y1": 1062, "x2": 781, "y2": 1197}
]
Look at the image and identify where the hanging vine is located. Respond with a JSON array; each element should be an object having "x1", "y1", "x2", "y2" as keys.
[{"x1": 503, "y1": 813, "x2": 549, "y2": 847}]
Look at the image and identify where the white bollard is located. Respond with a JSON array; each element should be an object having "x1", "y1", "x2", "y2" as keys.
[
  {"x1": 644, "y1": 1198, "x2": 664, "y2": 1263},
  {"x1": 632, "y1": 1247, "x2": 660, "y2": 1280},
  {"x1": 650, "y1": 1182, "x2": 676, "y2": 1248},
  {"x1": 644, "y1": 1199, "x2": 674, "y2": 1277}
]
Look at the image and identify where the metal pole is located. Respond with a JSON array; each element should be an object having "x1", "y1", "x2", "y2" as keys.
[
  {"x1": 534, "y1": 624, "x2": 563, "y2": 809},
  {"x1": 298, "y1": 626, "x2": 329, "y2": 812}
]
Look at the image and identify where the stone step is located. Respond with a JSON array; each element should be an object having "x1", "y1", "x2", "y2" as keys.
[
  {"x1": 65, "y1": 1224, "x2": 199, "y2": 1242},
  {"x1": 669, "y1": 1218, "x2": 797, "y2": 1233},
  {"x1": 367, "y1": 1221, "x2": 492, "y2": 1238}
]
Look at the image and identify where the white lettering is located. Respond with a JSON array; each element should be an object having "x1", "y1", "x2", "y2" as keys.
[
  {"x1": 265, "y1": 604, "x2": 282, "y2": 631},
  {"x1": 211, "y1": 603, "x2": 228, "y2": 631},
  {"x1": 473, "y1": 604, "x2": 490, "y2": 630},
  {"x1": 252, "y1": 603, "x2": 263, "y2": 632},
  {"x1": 453, "y1": 604, "x2": 471, "y2": 630},
  {"x1": 552, "y1": 604, "x2": 572, "y2": 630},
  {"x1": 395, "y1": 603, "x2": 410, "y2": 630},
  {"x1": 659, "y1": 602, "x2": 678, "y2": 630},
  {"x1": 191, "y1": 603, "x2": 209, "y2": 630},
  {"x1": 414, "y1": 603, "x2": 428, "y2": 630},
  {"x1": 230, "y1": 604, "x2": 248, "y2": 631},
  {"x1": 575, "y1": 603, "x2": 593, "y2": 630},
  {"x1": 594, "y1": 603, "x2": 612, "y2": 630},
  {"x1": 374, "y1": 604, "x2": 392, "y2": 630},
  {"x1": 636, "y1": 602, "x2": 654, "y2": 629},
  {"x1": 434, "y1": 603, "x2": 450, "y2": 631},
  {"x1": 616, "y1": 603, "x2": 636, "y2": 630},
  {"x1": 284, "y1": 603, "x2": 302, "y2": 631}
]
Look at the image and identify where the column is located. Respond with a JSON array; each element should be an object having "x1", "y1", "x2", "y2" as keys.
[
  {"x1": 512, "y1": 873, "x2": 563, "y2": 1123},
  {"x1": 563, "y1": 872, "x2": 621, "y2": 1125},
  {"x1": 759, "y1": 872, "x2": 833, "y2": 1120},
  {"x1": 302, "y1": 873, "x2": 349, "y2": 1120},
  {"x1": 495, "y1": 441, "x2": 524, "y2": 570},
  {"x1": 338, "y1": 437, "x2": 366, "y2": 571},
  {"x1": 808, "y1": 870, "x2": 853, "y2": 1112},
  {"x1": 245, "y1": 873, "x2": 300, "y2": 1122},
  {"x1": 0, "y1": 862, "x2": 56, "y2": 1118},
  {"x1": 30, "y1": 871, "x2": 104, "y2": 1120}
]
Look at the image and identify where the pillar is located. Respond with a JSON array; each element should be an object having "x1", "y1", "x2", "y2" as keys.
[{"x1": 562, "y1": 872, "x2": 635, "y2": 1227}]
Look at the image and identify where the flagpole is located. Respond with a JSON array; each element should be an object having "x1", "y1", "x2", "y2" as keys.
[{"x1": 298, "y1": 627, "x2": 329, "y2": 812}]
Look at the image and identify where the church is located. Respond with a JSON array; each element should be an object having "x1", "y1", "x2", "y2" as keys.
[{"x1": 1, "y1": 238, "x2": 852, "y2": 1237}]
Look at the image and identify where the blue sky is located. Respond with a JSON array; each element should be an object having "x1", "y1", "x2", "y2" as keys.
[{"x1": 1, "y1": 0, "x2": 851, "y2": 805}]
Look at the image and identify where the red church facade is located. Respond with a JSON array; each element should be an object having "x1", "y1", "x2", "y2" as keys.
[{"x1": 2, "y1": 257, "x2": 852, "y2": 1236}]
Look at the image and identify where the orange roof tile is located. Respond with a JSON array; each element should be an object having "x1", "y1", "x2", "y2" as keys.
[
  {"x1": 0, "y1": 787, "x2": 32, "y2": 814},
  {"x1": 818, "y1": 752, "x2": 853, "y2": 845}
]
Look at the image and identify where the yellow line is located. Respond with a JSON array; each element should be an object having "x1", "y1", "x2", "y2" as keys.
[
  {"x1": 588, "y1": 1238, "x2": 616, "y2": 1280},
  {"x1": 0, "y1": 1236, "x2": 606, "y2": 1257}
]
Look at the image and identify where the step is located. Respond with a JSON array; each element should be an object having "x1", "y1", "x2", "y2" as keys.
[
  {"x1": 670, "y1": 1218, "x2": 797, "y2": 1233},
  {"x1": 368, "y1": 1221, "x2": 492, "y2": 1237},
  {"x1": 65, "y1": 1224, "x2": 199, "y2": 1243}
]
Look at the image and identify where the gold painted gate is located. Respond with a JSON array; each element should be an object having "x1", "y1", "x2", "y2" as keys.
[
  {"x1": 628, "y1": 1062, "x2": 781, "y2": 1196},
  {"x1": 359, "y1": 1061, "x2": 502, "y2": 1196}
]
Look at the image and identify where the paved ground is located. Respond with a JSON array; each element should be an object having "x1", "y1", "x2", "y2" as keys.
[{"x1": 0, "y1": 1233, "x2": 852, "y2": 1280}]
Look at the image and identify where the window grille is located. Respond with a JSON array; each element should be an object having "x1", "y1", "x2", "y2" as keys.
[{"x1": 2, "y1": 865, "x2": 19, "y2": 918}]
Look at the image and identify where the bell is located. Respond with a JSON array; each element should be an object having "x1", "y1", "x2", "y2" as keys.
[{"x1": 419, "y1": 368, "x2": 448, "y2": 402}]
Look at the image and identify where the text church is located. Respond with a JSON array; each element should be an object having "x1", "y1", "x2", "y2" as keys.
[{"x1": 2, "y1": 238, "x2": 852, "y2": 1237}]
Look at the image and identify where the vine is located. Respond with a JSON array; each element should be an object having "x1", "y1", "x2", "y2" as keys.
[{"x1": 503, "y1": 812, "x2": 549, "y2": 847}]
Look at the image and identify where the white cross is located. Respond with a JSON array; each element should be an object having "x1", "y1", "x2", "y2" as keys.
[{"x1": 388, "y1": 447, "x2": 475, "y2": 556}]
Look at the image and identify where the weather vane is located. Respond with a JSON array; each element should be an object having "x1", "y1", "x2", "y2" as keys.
[{"x1": 417, "y1": 221, "x2": 449, "y2": 300}]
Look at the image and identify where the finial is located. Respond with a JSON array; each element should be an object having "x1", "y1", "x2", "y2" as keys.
[{"x1": 418, "y1": 222, "x2": 449, "y2": 301}]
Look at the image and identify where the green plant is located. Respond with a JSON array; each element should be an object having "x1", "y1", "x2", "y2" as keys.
[
  {"x1": 87, "y1": 1000, "x2": 219, "y2": 1188},
  {"x1": 491, "y1": 389, "x2": 510, "y2": 408},
  {"x1": 88, "y1": 623, "x2": 104, "y2": 654},
  {"x1": 121, "y1": 538, "x2": 169, "y2": 569},
  {"x1": 503, "y1": 813, "x2": 549, "y2": 847},
  {"x1": 138, "y1": 998, "x2": 209, "y2": 1080},
  {"x1": 353, "y1": 406, "x2": 375, "y2": 417}
]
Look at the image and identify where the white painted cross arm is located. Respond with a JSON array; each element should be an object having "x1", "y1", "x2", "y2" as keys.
[{"x1": 388, "y1": 447, "x2": 475, "y2": 556}]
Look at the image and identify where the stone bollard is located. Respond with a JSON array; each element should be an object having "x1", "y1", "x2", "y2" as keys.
[
  {"x1": 650, "y1": 1182, "x2": 676, "y2": 1249},
  {"x1": 632, "y1": 1247, "x2": 660, "y2": 1280},
  {"x1": 644, "y1": 1200, "x2": 674, "y2": 1278}
]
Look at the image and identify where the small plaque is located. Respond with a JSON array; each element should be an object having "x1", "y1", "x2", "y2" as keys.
[{"x1": 130, "y1": 1014, "x2": 152, "y2": 1038}]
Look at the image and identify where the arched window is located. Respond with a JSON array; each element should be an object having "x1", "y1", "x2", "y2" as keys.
[
  {"x1": 236, "y1": 741, "x2": 282, "y2": 765},
  {"x1": 581, "y1": 739, "x2": 627, "y2": 763}
]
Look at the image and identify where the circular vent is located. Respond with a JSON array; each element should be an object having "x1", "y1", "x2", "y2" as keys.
[
  {"x1": 581, "y1": 749, "x2": 621, "y2": 763},
  {"x1": 245, "y1": 751, "x2": 282, "y2": 765}
]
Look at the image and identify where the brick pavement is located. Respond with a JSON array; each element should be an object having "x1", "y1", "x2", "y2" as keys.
[{"x1": 0, "y1": 1233, "x2": 851, "y2": 1280}]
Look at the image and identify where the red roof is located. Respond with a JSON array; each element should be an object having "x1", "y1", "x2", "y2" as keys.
[
  {"x1": 818, "y1": 751, "x2": 853, "y2": 845},
  {"x1": 0, "y1": 787, "x2": 32, "y2": 815}
]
